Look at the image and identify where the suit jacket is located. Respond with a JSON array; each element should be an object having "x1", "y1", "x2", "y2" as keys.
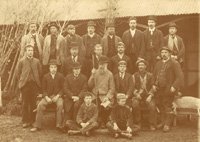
[
  {"x1": 163, "y1": 35, "x2": 185, "y2": 62},
  {"x1": 114, "y1": 72, "x2": 134, "y2": 99},
  {"x1": 101, "y1": 35, "x2": 122, "y2": 56},
  {"x1": 63, "y1": 73, "x2": 88, "y2": 111},
  {"x1": 65, "y1": 34, "x2": 86, "y2": 57},
  {"x1": 76, "y1": 103, "x2": 98, "y2": 124},
  {"x1": 42, "y1": 34, "x2": 66, "y2": 65},
  {"x1": 110, "y1": 54, "x2": 132, "y2": 74},
  {"x1": 122, "y1": 29, "x2": 145, "y2": 58},
  {"x1": 65, "y1": 56, "x2": 86, "y2": 75},
  {"x1": 42, "y1": 72, "x2": 64, "y2": 97},
  {"x1": 20, "y1": 33, "x2": 44, "y2": 60},
  {"x1": 153, "y1": 59, "x2": 184, "y2": 94},
  {"x1": 82, "y1": 33, "x2": 102, "y2": 58},
  {"x1": 16, "y1": 57, "x2": 42, "y2": 89},
  {"x1": 143, "y1": 28, "x2": 164, "y2": 59}
]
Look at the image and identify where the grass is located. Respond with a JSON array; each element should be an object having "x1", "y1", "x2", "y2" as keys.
[{"x1": 0, "y1": 115, "x2": 199, "y2": 142}]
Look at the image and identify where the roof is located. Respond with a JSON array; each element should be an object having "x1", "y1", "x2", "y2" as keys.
[{"x1": 0, "y1": 0, "x2": 199, "y2": 24}]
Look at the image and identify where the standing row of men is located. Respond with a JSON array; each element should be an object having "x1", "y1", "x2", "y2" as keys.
[{"x1": 16, "y1": 16, "x2": 184, "y2": 139}]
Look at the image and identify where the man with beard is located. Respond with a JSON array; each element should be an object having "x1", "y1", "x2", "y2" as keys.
[
  {"x1": 101, "y1": 23, "x2": 122, "y2": 57},
  {"x1": 111, "y1": 42, "x2": 132, "y2": 74},
  {"x1": 163, "y1": 22, "x2": 185, "y2": 68},
  {"x1": 143, "y1": 16, "x2": 164, "y2": 72},
  {"x1": 88, "y1": 55, "x2": 115, "y2": 128},
  {"x1": 20, "y1": 21, "x2": 44, "y2": 61},
  {"x1": 16, "y1": 45, "x2": 42, "y2": 128},
  {"x1": 132, "y1": 59, "x2": 157, "y2": 131},
  {"x1": 82, "y1": 21, "x2": 102, "y2": 59},
  {"x1": 153, "y1": 47, "x2": 183, "y2": 132},
  {"x1": 43, "y1": 22, "x2": 66, "y2": 74},
  {"x1": 65, "y1": 24, "x2": 85, "y2": 57},
  {"x1": 122, "y1": 17, "x2": 145, "y2": 73},
  {"x1": 30, "y1": 59, "x2": 64, "y2": 132}
]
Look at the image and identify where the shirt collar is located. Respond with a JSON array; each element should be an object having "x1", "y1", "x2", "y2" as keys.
[
  {"x1": 72, "y1": 55, "x2": 78, "y2": 61},
  {"x1": 118, "y1": 53, "x2": 124, "y2": 59},
  {"x1": 88, "y1": 33, "x2": 95, "y2": 38},
  {"x1": 149, "y1": 27, "x2": 155, "y2": 32}
]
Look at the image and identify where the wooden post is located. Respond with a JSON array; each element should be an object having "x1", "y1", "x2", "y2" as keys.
[{"x1": 0, "y1": 77, "x2": 2, "y2": 107}]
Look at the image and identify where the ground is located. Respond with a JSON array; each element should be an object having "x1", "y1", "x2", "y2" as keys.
[{"x1": 0, "y1": 115, "x2": 199, "y2": 142}]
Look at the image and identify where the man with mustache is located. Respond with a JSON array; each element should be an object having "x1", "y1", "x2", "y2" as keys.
[
  {"x1": 143, "y1": 16, "x2": 164, "y2": 72},
  {"x1": 152, "y1": 47, "x2": 183, "y2": 132},
  {"x1": 20, "y1": 21, "x2": 44, "y2": 61},
  {"x1": 88, "y1": 55, "x2": 115, "y2": 128}
]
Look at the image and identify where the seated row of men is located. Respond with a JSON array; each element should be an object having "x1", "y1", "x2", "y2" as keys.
[{"x1": 16, "y1": 43, "x2": 183, "y2": 139}]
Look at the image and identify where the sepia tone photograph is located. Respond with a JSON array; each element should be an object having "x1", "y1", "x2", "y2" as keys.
[{"x1": 0, "y1": 0, "x2": 199, "y2": 141}]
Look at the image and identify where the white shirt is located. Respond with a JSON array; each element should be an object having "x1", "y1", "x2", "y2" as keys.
[
  {"x1": 109, "y1": 35, "x2": 113, "y2": 39},
  {"x1": 72, "y1": 56, "x2": 78, "y2": 62},
  {"x1": 119, "y1": 72, "x2": 125, "y2": 79},
  {"x1": 88, "y1": 33, "x2": 95, "y2": 38},
  {"x1": 117, "y1": 53, "x2": 124, "y2": 59},
  {"x1": 149, "y1": 27, "x2": 155, "y2": 35},
  {"x1": 130, "y1": 29, "x2": 136, "y2": 37},
  {"x1": 50, "y1": 73, "x2": 56, "y2": 79}
]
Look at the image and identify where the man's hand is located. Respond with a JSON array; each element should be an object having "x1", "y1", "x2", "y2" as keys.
[
  {"x1": 72, "y1": 96, "x2": 79, "y2": 102},
  {"x1": 156, "y1": 56, "x2": 161, "y2": 60},
  {"x1": 52, "y1": 94, "x2": 60, "y2": 103},
  {"x1": 45, "y1": 96, "x2": 52, "y2": 103},
  {"x1": 103, "y1": 96, "x2": 109, "y2": 102},
  {"x1": 91, "y1": 68, "x2": 96, "y2": 74},
  {"x1": 152, "y1": 85, "x2": 157, "y2": 92},
  {"x1": 170, "y1": 86, "x2": 176, "y2": 93},
  {"x1": 127, "y1": 126, "x2": 132, "y2": 133},
  {"x1": 18, "y1": 93, "x2": 22, "y2": 102},
  {"x1": 113, "y1": 123, "x2": 119, "y2": 130},
  {"x1": 136, "y1": 93, "x2": 142, "y2": 100},
  {"x1": 37, "y1": 94, "x2": 43, "y2": 98},
  {"x1": 80, "y1": 123, "x2": 87, "y2": 128},
  {"x1": 146, "y1": 94, "x2": 152, "y2": 103},
  {"x1": 171, "y1": 55, "x2": 178, "y2": 60}
]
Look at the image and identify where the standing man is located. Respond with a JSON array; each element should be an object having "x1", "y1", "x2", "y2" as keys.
[
  {"x1": 143, "y1": 16, "x2": 164, "y2": 72},
  {"x1": 63, "y1": 62, "x2": 88, "y2": 122},
  {"x1": 20, "y1": 21, "x2": 44, "y2": 61},
  {"x1": 163, "y1": 22, "x2": 185, "y2": 68},
  {"x1": 66, "y1": 92, "x2": 98, "y2": 136},
  {"x1": 65, "y1": 24, "x2": 85, "y2": 57},
  {"x1": 122, "y1": 17, "x2": 145, "y2": 73},
  {"x1": 88, "y1": 55, "x2": 115, "y2": 128},
  {"x1": 111, "y1": 42, "x2": 132, "y2": 74},
  {"x1": 101, "y1": 23, "x2": 122, "y2": 57},
  {"x1": 153, "y1": 47, "x2": 183, "y2": 132},
  {"x1": 16, "y1": 45, "x2": 42, "y2": 128},
  {"x1": 114, "y1": 60, "x2": 134, "y2": 106},
  {"x1": 132, "y1": 59, "x2": 157, "y2": 131},
  {"x1": 42, "y1": 22, "x2": 66, "y2": 73},
  {"x1": 82, "y1": 21, "x2": 102, "y2": 59},
  {"x1": 30, "y1": 59, "x2": 64, "y2": 132}
]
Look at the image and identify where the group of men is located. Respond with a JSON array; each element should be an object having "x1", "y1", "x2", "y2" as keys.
[{"x1": 16, "y1": 15, "x2": 184, "y2": 139}]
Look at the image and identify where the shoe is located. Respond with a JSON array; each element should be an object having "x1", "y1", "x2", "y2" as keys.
[
  {"x1": 30, "y1": 127, "x2": 39, "y2": 132},
  {"x1": 22, "y1": 123, "x2": 30, "y2": 128},
  {"x1": 150, "y1": 125, "x2": 156, "y2": 131},
  {"x1": 114, "y1": 133, "x2": 119, "y2": 138},
  {"x1": 85, "y1": 131, "x2": 90, "y2": 136},
  {"x1": 121, "y1": 132, "x2": 132, "y2": 139},
  {"x1": 68, "y1": 130, "x2": 81, "y2": 135},
  {"x1": 163, "y1": 125, "x2": 170, "y2": 132}
]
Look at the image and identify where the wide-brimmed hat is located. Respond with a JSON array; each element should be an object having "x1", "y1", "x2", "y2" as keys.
[
  {"x1": 147, "y1": 15, "x2": 157, "y2": 22},
  {"x1": 48, "y1": 59, "x2": 58, "y2": 65}
]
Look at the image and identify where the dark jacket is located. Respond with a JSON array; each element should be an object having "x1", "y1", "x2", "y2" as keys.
[
  {"x1": 114, "y1": 72, "x2": 134, "y2": 99},
  {"x1": 63, "y1": 73, "x2": 88, "y2": 111},
  {"x1": 122, "y1": 29, "x2": 145, "y2": 58},
  {"x1": 42, "y1": 72, "x2": 64, "y2": 97},
  {"x1": 16, "y1": 57, "x2": 42, "y2": 89},
  {"x1": 76, "y1": 103, "x2": 98, "y2": 124},
  {"x1": 153, "y1": 59, "x2": 184, "y2": 94},
  {"x1": 143, "y1": 28, "x2": 164, "y2": 59},
  {"x1": 163, "y1": 35, "x2": 185, "y2": 62},
  {"x1": 82, "y1": 33, "x2": 102, "y2": 58}
]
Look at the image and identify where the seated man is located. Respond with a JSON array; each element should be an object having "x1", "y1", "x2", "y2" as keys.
[
  {"x1": 114, "y1": 60, "x2": 134, "y2": 106},
  {"x1": 66, "y1": 92, "x2": 98, "y2": 136},
  {"x1": 63, "y1": 62, "x2": 88, "y2": 122},
  {"x1": 30, "y1": 59, "x2": 64, "y2": 132},
  {"x1": 88, "y1": 55, "x2": 115, "y2": 128},
  {"x1": 106, "y1": 93, "x2": 133, "y2": 139},
  {"x1": 132, "y1": 59, "x2": 157, "y2": 131}
]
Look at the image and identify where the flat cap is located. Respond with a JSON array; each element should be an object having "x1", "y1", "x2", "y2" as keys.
[
  {"x1": 116, "y1": 93, "x2": 127, "y2": 100},
  {"x1": 48, "y1": 22, "x2": 59, "y2": 30},
  {"x1": 72, "y1": 62, "x2": 81, "y2": 69},
  {"x1": 106, "y1": 22, "x2": 115, "y2": 28},
  {"x1": 69, "y1": 42, "x2": 79, "y2": 49},
  {"x1": 160, "y1": 46, "x2": 172, "y2": 53},
  {"x1": 87, "y1": 21, "x2": 96, "y2": 27},
  {"x1": 117, "y1": 42, "x2": 125, "y2": 47},
  {"x1": 99, "y1": 55, "x2": 109, "y2": 64},
  {"x1": 67, "y1": 24, "x2": 75, "y2": 30},
  {"x1": 118, "y1": 60, "x2": 127, "y2": 66},
  {"x1": 136, "y1": 59, "x2": 148, "y2": 66},
  {"x1": 129, "y1": 16, "x2": 137, "y2": 21},
  {"x1": 168, "y1": 22, "x2": 178, "y2": 28}
]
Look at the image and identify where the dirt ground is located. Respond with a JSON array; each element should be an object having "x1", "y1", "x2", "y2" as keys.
[{"x1": 0, "y1": 115, "x2": 199, "y2": 142}]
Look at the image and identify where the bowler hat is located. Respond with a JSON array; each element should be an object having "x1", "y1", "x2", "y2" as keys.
[
  {"x1": 168, "y1": 22, "x2": 178, "y2": 28},
  {"x1": 99, "y1": 55, "x2": 109, "y2": 64},
  {"x1": 136, "y1": 59, "x2": 148, "y2": 66},
  {"x1": 160, "y1": 46, "x2": 172, "y2": 53},
  {"x1": 72, "y1": 62, "x2": 81, "y2": 69},
  {"x1": 87, "y1": 21, "x2": 96, "y2": 27},
  {"x1": 118, "y1": 60, "x2": 127, "y2": 66},
  {"x1": 48, "y1": 59, "x2": 58, "y2": 65},
  {"x1": 147, "y1": 16, "x2": 157, "y2": 22},
  {"x1": 48, "y1": 22, "x2": 59, "y2": 30},
  {"x1": 106, "y1": 23, "x2": 115, "y2": 28},
  {"x1": 67, "y1": 24, "x2": 75, "y2": 30}
]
